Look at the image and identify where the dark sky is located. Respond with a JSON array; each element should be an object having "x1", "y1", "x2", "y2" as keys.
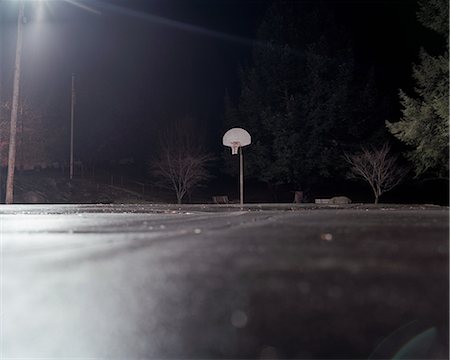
[{"x1": 1, "y1": 0, "x2": 429, "y2": 162}]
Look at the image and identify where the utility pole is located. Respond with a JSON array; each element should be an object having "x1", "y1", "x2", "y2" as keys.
[
  {"x1": 70, "y1": 73, "x2": 75, "y2": 180},
  {"x1": 0, "y1": 1, "x2": 3, "y2": 202},
  {"x1": 5, "y1": 1, "x2": 24, "y2": 204}
]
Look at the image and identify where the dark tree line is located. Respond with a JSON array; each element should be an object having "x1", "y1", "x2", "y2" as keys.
[
  {"x1": 224, "y1": 3, "x2": 389, "y2": 195},
  {"x1": 223, "y1": 0, "x2": 448, "y2": 201}
]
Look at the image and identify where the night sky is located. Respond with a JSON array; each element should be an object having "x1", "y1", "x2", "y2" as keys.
[{"x1": 0, "y1": 0, "x2": 431, "y2": 163}]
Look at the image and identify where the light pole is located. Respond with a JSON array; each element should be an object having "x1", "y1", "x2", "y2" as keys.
[{"x1": 5, "y1": 0, "x2": 24, "y2": 204}]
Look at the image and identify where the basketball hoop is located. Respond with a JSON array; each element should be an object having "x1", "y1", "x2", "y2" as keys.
[
  {"x1": 222, "y1": 128, "x2": 252, "y2": 206},
  {"x1": 231, "y1": 141, "x2": 241, "y2": 155},
  {"x1": 222, "y1": 128, "x2": 251, "y2": 155}
]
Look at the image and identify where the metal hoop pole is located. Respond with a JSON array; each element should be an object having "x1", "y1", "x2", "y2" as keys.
[{"x1": 240, "y1": 146, "x2": 243, "y2": 206}]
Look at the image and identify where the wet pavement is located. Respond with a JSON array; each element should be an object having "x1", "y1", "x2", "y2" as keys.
[{"x1": 1, "y1": 204, "x2": 448, "y2": 359}]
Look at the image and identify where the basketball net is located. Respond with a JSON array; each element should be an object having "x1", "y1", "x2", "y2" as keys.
[{"x1": 231, "y1": 141, "x2": 241, "y2": 155}]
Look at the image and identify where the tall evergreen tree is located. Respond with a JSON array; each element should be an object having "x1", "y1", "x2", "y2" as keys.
[
  {"x1": 224, "y1": 3, "x2": 386, "y2": 192},
  {"x1": 387, "y1": 0, "x2": 449, "y2": 177}
]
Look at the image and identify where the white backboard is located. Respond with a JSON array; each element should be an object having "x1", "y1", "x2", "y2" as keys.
[{"x1": 222, "y1": 128, "x2": 251, "y2": 148}]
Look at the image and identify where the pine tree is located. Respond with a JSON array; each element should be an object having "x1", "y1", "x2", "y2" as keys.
[
  {"x1": 386, "y1": 0, "x2": 449, "y2": 177},
  {"x1": 224, "y1": 3, "x2": 385, "y2": 192}
]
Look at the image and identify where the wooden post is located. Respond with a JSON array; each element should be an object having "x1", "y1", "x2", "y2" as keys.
[{"x1": 5, "y1": 1, "x2": 24, "y2": 204}]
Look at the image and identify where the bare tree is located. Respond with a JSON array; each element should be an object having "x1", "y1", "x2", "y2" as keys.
[
  {"x1": 151, "y1": 120, "x2": 213, "y2": 204},
  {"x1": 344, "y1": 144, "x2": 407, "y2": 204}
]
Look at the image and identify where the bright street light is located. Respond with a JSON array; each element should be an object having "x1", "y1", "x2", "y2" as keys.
[
  {"x1": 5, "y1": 0, "x2": 47, "y2": 204},
  {"x1": 4, "y1": 0, "x2": 53, "y2": 203},
  {"x1": 4, "y1": 0, "x2": 96, "y2": 202}
]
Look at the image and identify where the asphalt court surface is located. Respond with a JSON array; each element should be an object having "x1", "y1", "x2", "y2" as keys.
[{"x1": 1, "y1": 204, "x2": 448, "y2": 358}]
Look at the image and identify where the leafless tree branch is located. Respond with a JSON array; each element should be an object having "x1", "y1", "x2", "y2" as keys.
[
  {"x1": 344, "y1": 143, "x2": 407, "y2": 204},
  {"x1": 150, "y1": 119, "x2": 213, "y2": 204}
]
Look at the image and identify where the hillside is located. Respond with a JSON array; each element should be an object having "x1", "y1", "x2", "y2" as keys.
[{"x1": 8, "y1": 173, "x2": 149, "y2": 204}]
